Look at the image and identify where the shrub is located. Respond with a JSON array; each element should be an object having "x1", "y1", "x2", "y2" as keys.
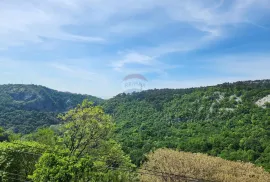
[{"x1": 140, "y1": 148, "x2": 270, "y2": 182}]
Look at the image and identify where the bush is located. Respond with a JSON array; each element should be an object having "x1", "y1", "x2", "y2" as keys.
[{"x1": 140, "y1": 149, "x2": 270, "y2": 182}]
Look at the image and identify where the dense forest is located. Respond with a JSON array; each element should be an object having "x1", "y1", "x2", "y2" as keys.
[
  {"x1": 0, "y1": 84, "x2": 103, "y2": 133},
  {"x1": 0, "y1": 101, "x2": 136, "y2": 182},
  {"x1": 0, "y1": 80, "x2": 270, "y2": 181},
  {"x1": 103, "y1": 80, "x2": 270, "y2": 171}
]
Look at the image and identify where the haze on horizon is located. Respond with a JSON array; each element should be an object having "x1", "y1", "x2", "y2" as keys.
[{"x1": 0, "y1": 0, "x2": 269, "y2": 98}]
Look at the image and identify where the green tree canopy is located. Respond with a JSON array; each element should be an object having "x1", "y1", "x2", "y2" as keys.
[
  {"x1": 31, "y1": 100, "x2": 137, "y2": 182},
  {"x1": 0, "y1": 141, "x2": 47, "y2": 182}
]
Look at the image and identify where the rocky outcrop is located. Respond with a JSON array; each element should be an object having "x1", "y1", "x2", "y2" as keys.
[{"x1": 256, "y1": 95, "x2": 270, "y2": 108}]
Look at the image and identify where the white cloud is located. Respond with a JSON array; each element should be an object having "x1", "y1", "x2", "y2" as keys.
[
  {"x1": 111, "y1": 51, "x2": 183, "y2": 76},
  {"x1": 0, "y1": 0, "x2": 268, "y2": 49},
  {"x1": 112, "y1": 52, "x2": 154, "y2": 70},
  {"x1": 107, "y1": 0, "x2": 269, "y2": 74},
  {"x1": 50, "y1": 63, "x2": 76, "y2": 73},
  {"x1": 0, "y1": 0, "x2": 105, "y2": 49},
  {"x1": 0, "y1": 0, "x2": 269, "y2": 98}
]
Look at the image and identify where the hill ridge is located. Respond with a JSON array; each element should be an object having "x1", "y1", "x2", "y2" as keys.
[{"x1": 0, "y1": 84, "x2": 103, "y2": 133}]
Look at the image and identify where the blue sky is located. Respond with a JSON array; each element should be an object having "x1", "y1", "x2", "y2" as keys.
[{"x1": 0, "y1": 0, "x2": 270, "y2": 98}]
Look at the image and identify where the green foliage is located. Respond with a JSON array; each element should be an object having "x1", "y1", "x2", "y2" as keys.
[
  {"x1": 0, "y1": 127, "x2": 21, "y2": 142},
  {"x1": 59, "y1": 100, "x2": 114, "y2": 158},
  {"x1": 0, "y1": 101, "x2": 136, "y2": 181},
  {"x1": 0, "y1": 141, "x2": 47, "y2": 182},
  {"x1": 0, "y1": 84, "x2": 103, "y2": 134},
  {"x1": 103, "y1": 80, "x2": 270, "y2": 171},
  {"x1": 31, "y1": 144, "x2": 137, "y2": 182},
  {"x1": 0, "y1": 127, "x2": 6, "y2": 141},
  {"x1": 30, "y1": 101, "x2": 137, "y2": 182},
  {"x1": 22, "y1": 128, "x2": 58, "y2": 146},
  {"x1": 1, "y1": 80, "x2": 270, "y2": 180}
]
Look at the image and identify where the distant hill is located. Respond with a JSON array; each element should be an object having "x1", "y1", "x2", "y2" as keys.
[
  {"x1": 0, "y1": 84, "x2": 103, "y2": 133},
  {"x1": 103, "y1": 79, "x2": 270, "y2": 170},
  {"x1": 1, "y1": 80, "x2": 270, "y2": 171}
]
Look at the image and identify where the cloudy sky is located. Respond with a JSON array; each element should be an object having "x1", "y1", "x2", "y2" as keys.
[{"x1": 0, "y1": 0, "x2": 270, "y2": 98}]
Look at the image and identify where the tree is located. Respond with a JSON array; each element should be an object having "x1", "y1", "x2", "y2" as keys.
[
  {"x1": 140, "y1": 149, "x2": 270, "y2": 182},
  {"x1": 0, "y1": 141, "x2": 47, "y2": 182},
  {"x1": 0, "y1": 127, "x2": 8, "y2": 141},
  {"x1": 31, "y1": 100, "x2": 137, "y2": 182},
  {"x1": 22, "y1": 128, "x2": 57, "y2": 146},
  {"x1": 59, "y1": 100, "x2": 114, "y2": 158}
]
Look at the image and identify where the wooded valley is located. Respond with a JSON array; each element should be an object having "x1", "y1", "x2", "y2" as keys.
[{"x1": 0, "y1": 80, "x2": 270, "y2": 181}]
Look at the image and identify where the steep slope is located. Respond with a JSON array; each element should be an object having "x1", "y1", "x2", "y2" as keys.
[
  {"x1": 0, "y1": 84, "x2": 103, "y2": 133},
  {"x1": 1, "y1": 81, "x2": 270, "y2": 171},
  {"x1": 103, "y1": 79, "x2": 270, "y2": 170}
]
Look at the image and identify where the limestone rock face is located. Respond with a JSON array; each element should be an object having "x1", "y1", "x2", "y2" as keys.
[{"x1": 256, "y1": 95, "x2": 270, "y2": 108}]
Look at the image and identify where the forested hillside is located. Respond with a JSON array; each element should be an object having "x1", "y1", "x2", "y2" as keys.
[
  {"x1": 0, "y1": 84, "x2": 103, "y2": 133},
  {"x1": 0, "y1": 80, "x2": 270, "y2": 181},
  {"x1": 103, "y1": 80, "x2": 270, "y2": 170},
  {"x1": 0, "y1": 101, "x2": 137, "y2": 182},
  {"x1": 1, "y1": 80, "x2": 270, "y2": 172},
  {"x1": 2, "y1": 101, "x2": 269, "y2": 182}
]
